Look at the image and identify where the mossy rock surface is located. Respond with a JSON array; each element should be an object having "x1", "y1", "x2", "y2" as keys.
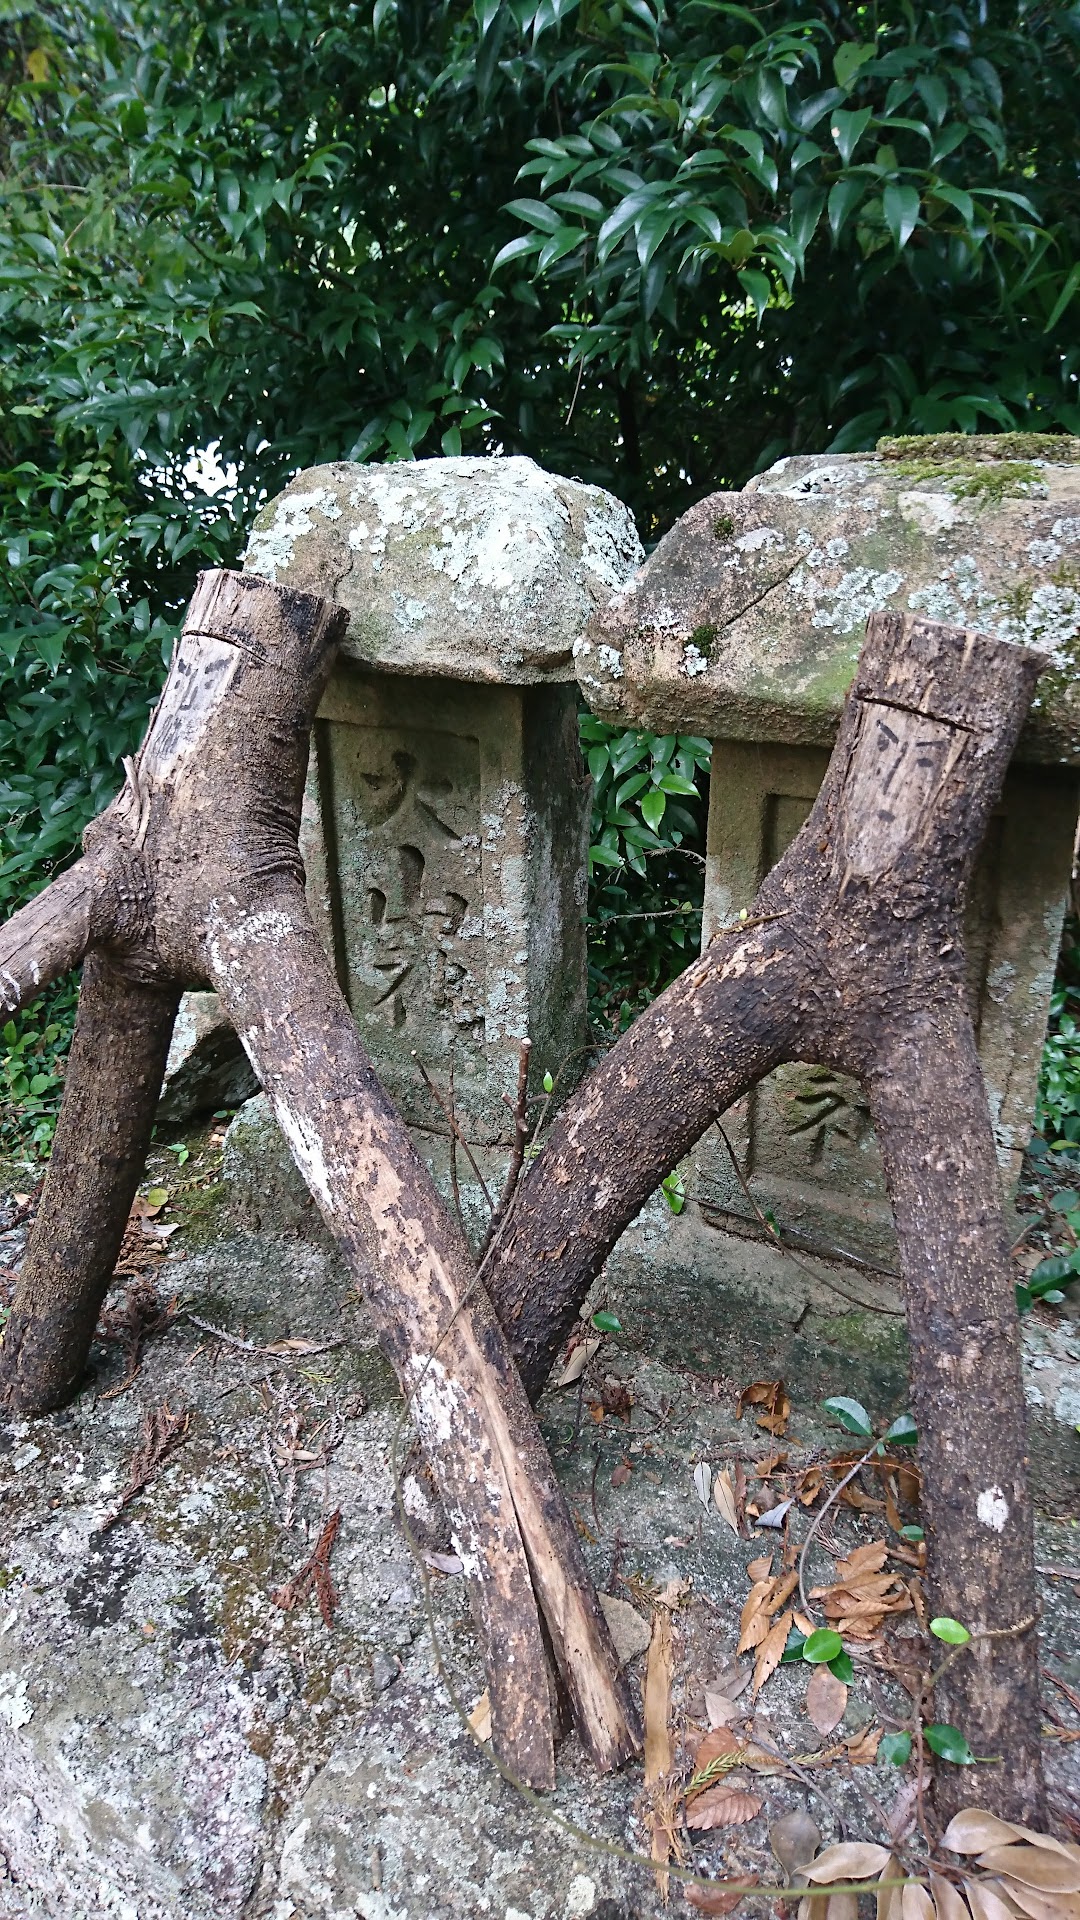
[{"x1": 579, "y1": 444, "x2": 1080, "y2": 761}]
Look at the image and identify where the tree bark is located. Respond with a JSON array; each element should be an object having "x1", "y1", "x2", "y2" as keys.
[
  {"x1": 0, "y1": 953, "x2": 178, "y2": 1414},
  {"x1": 486, "y1": 610, "x2": 1047, "y2": 1824},
  {"x1": 0, "y1": 568, "x2": 637, "y2": 1794}
]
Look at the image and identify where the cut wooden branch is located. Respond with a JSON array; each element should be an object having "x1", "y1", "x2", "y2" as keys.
[
  {"x1": 485, "y1": 610, "x2": 1047, "y2": 1825},
  {"x1": 0, "y1": 856, "x2": 104, "y2": 1017},
  {"x1": 0, "y1": 567, "x2": 638, "y2": 1794},
  {"x1": 0, "y1": 952, "x2": 179, "y2": 1413}
]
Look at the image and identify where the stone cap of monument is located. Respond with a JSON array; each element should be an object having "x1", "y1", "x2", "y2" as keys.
[
  {"x1": 243, "y1": 455, "x2": 643, "y2": 684},
  {"x1": 576, "y1": 437, "x2": 1080, "y2": 764}
]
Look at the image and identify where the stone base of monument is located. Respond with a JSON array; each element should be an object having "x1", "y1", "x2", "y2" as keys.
[
  {"x1": 2, "y1": 1208, "x2": 1077, "y2": 1919},
  {"x1": 215, "y1": 1106, "x2": 1080, "y2": 1512}
]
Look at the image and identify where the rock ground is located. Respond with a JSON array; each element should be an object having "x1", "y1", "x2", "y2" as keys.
[{"x1": 1, "y1": 1137, "x2": 1078, "y2": 1920}]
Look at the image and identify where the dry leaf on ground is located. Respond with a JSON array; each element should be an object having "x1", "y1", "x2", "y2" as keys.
[
  {"x1": 685, "y1": 1878, "x2": 758, "y2": 1915},
  {"x1": 770, "y1": 1810, "x2": 821, "y2": 1884},
  {"x1": 685, "y1": 1783, "x2": 764, "y2": 1830},
  {"x1": 809, "y1": 1536, "x2": 912, "y2": 1639},
  {"x1": 736, "y1": 1379, "x2": 791, "y2": 1436},
  {"x1": 713, "y1": 1467, "x2": 740, "y2": 1533},
  {"x1": 554, "y1": 1336, "x2": 601, "y2": 1386},
  {"x1": 703, "y1": 1663, "x2": 751, "y2": 1728},
  {"x1": 752, "y1": 1606, "x2": 793, "y2": 1696},
  {"x1": 737, "y1": 1569, "x2": 798, "y2": 1655},
  {"x1": 806, "y1": 1664, "x2": 848, "y2": 1735}
]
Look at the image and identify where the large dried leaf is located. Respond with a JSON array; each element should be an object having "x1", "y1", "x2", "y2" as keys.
[
  {"x1": 929, "y1": 1875, "x2": 973, "y2": 1920},
  {"x1": 736, "y1": 1378, "x2": 791, "y2": 1435},
  {"x1": 685, "y1": 1784, "x2": 764, "y2": 1830},
  {"x1": 837, "y1": 1539, "x2": 889, "y2": 1578},
  {"x1": 942, "y1": 1813, "x2": 1024, "y2": 1854},
  {"x1": 963, "y1": 1880, "x2": 1019, "y2": 1920},
  {"x1": 826, "y1": 1899, "x2": 860, "y2": 1920},
  {"x1": 901, "y1": 1887, "x2": 936, "y2": 1920},
  {"x1": 804, "y1": 1843, "x2": 893, "y2": 1884},
  {"x1": 685, "y1": 1877, "x2": 757, "y2": 1914},
  {"x1": 554, "y1": 1336, "x2": 601, "y2": 1386},
  {"x1": 999, "y1": 1878, "x2": 1080, "y2": 1920},
  {"x1": 877, "y1": 1856, "x2": 906, "y2": 1920},
  {"x1": 977, "y1": 1847, "x2": 1080, "y2": 1894},
  {"x1": 806, "y1": 1665, "x2": 848, "y2": 1735},
  {"x1": 753, "y1": 1607, "x2": 793, "y2": 1697},
  {"x1": 746, "y1": 1553, "x2": 772, "y2": 1580},
  {"x1": 771, "y1": 1810, "x2": 821, "y2": 1883},
  {"x1": 844, "y1": 1725, "x2": 882, "y2": 1765},
  {"x1": 713, "y1": 1467, "x2": 740, "y2": 1534}
]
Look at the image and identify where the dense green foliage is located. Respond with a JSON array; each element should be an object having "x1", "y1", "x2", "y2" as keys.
[{"x1": 1, "y1": 0, "x2": 1078, "y2": 1143}]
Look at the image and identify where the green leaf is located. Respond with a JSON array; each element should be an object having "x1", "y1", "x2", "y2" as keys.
[
  {"x1": 924, "y1": 1723, "x2": 976, "y2": 1765},
  {"x1": 641, "y1": 789, "x2": 666, "y2": 831},
  {"x1": 883, "y1": 181, "x2": 920, "y2": 249},
  {"x1": 1050, "y1": 1188, "x2": 1080, "y2": 1213},
  {"x1": 780, "y1": 1626, "x2": 808, "y2": 1664},
  {"x1": 828, "y1": 1650, "x2": 854, "y2": 1684},
  {"x1": 828, "y1": 176, "x2": 864, "y2": 240},
  {"x1": 145, "y1": 1187, "x2": 169, "y2": 1208},
  {"x1": 829, "y1": 107, "x2": 873, "y2": 165},
  {"x1": 591, "y1": 1309, "x2": 622, "y2": 1332},
  {"x1": 822, "y1": 1395, "x2": 872, "y2": 1438},
  {"x1": 542, "y1": 1070, "x2": 554, "y2": 1093},
  {"x1": 883, "y1": 1412, "x2": 918, "y2": 1447},
  {"x1": 879, "y1": 1731, "x2": 912, "y2": 1767},
  {"x1": 1045, "y1": 263, "x2": 1080, "y2": 334},
  {"x1": 802, "y1": 1628, "x2": 843, "y2": 1664},
  {"x1": 833, "y1": 42, "x2": 875, "y2": 92},
  {"x1": 930, "y1": 1617, "x2": 971, "y2": 1646},
  {"x1": 899, "y1": 1525, "x2": 924, "y2": 1543}
]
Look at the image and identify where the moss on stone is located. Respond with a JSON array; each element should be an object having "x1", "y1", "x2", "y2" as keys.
[
  {"x1": 883, "y1": 454, "x2": 1044, "y2": 505},
  {"x1": 878, "y1": 431, "x2": 1080, "y2": 465},
  {"x1": 713, "y1": 515, "x2": 735, "y2": 541},
  {"x1": 690, "y1": 622, "x2": 718, "y2": 658}
]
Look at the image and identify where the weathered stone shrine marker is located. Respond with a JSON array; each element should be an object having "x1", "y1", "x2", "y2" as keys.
[
  {"x1": 578, "y1": 444, "x2": 1080, "y2": 1343},
  {"x1": 240, "y1": 456, "x2": 642, "y2": 1236}
]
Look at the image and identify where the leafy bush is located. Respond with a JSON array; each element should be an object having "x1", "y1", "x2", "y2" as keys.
[{"x1": 581, "y1": 718, "x2": 710, "y2": 1031}]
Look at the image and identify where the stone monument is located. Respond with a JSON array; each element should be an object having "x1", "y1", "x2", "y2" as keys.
[
  {"x1": 237, "y1": 455, "x2": 643, "y2": 1238},
  {"x1": 579, "y1": 441, "x2": 1080, "y2": 1481}
]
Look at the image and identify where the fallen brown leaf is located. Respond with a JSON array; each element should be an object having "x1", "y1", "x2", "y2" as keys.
[
  {"x1": 806, "y1": 1665, "x2": 848, "y2": 1736},
  {"x1": 736, "y1": 1378, "x2": 790, "y2": 1436},
  {"x1": 468, "y1": 1690, "x2": 492, "y2": 1742},
  {"x1": 554, "y1": 1336, "x2": 601, "y2": 1386},
  {"x1": 685, "y1": 1783, "x2": 764, "y2": 1831},
  {"x1": 684, "y1": 1877, "x2": 757, "y2": 1915},
  {"x1": 746, "y1": 1553, "x2": 772, "y2": 1581},
  {"x1": 610, "y1": 1459, "x2": 632, "y2": 1488},
  {"x1": 713, "y1": 1467, "x2": 740, "y2": 1534},
  {"x1": 753, "y1": 1607, "x2": 793, "y2": 1697}
]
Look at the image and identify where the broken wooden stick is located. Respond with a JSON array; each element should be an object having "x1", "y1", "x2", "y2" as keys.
[
  {"x1": 485, "y1": 610, "x2": 1047, "y2": 1825},
  {"x1": 0, "y1": 568, "x2": 638, "y2": 1792}
]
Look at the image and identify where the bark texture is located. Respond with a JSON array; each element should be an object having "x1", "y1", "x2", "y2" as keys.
[
  {"x1": 0, "y1": 953, "x2": 178, "y2": 1413},
  {"x1": 0, "y1": 568, "x2": 637, "y2": 1794},
  {"x1": 486, "y1": 611, "x2": 1047, "y2": 1823}
]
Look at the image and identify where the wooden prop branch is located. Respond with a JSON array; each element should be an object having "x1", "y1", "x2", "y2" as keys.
[
  {"x1": 485, "y1": 611, "x2": 1047, "y2": 1826},
  {"x1": 0, "y1": 569, "x2": 638, "y2": 1793}
]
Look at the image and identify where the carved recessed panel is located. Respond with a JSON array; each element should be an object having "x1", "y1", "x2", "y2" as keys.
[{"x1": 324, "y1": 722, "x2": 485, "y2": 1057}]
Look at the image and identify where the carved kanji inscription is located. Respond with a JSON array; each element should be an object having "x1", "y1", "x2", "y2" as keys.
[{"x1": 326, "y1": 723, "x2": 484, "y2": 1050}]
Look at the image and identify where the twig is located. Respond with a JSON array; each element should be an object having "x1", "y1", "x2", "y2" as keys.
[
  {"x1": 411, "y1": 1051, "x2": 495, "y2": 1213},
  {"x1": 271, "y1": 1509, "x2": 342, "y2": 1626},
  {"x1": 97, "y1": 1401, "x2": 191, "y2": 1532},
  {"x1": 182, "y1": 1310, "x2": 342, "y2": 1356},
  {"x1": 797, "y1": 1438, "x2": 882, "y2": 1614},
  {"x1": 747, "y1": 1727, "x2": 848, "y2": 1842}
]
